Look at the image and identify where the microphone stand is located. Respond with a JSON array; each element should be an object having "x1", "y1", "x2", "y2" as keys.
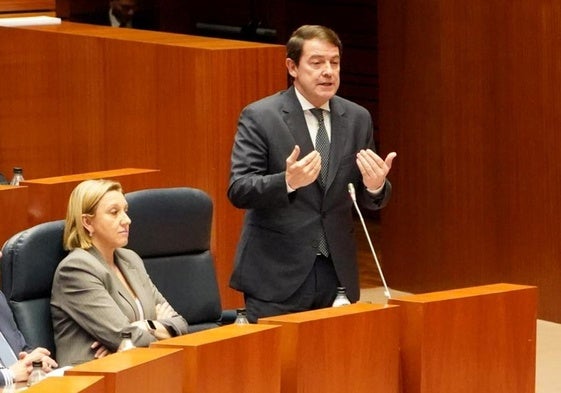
[{"x1": 348, "y1": 183, "x2": 392, "y2": 300}]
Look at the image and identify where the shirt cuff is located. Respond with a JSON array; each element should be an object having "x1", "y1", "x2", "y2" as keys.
[
  {"x1": 1, "y1": 367, "x2": 14, "y2": 386},
  {"x1": 367, "y1": 182, "x2": 385, "y2": 195},
  {"x1": 286, "y1": 181, "x2": 296, "y2": 193}
]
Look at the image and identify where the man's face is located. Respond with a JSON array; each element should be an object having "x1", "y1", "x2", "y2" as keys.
[
  {"x1": 111, "y1": 0, "x2": 138, "y2": 23},
  {"x1": 286, "y1": 38, "x2": 340, "y2": 108}
]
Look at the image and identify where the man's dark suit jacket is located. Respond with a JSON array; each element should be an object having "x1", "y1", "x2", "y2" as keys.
[
  {"x1": 0, "y1": 291, "x2": 31, "y2": 386},
  {"x1": 228, "y1": 86, "x2": 392, "y2": 304}
]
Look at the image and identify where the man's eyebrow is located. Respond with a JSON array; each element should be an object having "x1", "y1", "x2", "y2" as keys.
[{"x1": 309, "y1": 54, "x2": 340, "y2": 59}]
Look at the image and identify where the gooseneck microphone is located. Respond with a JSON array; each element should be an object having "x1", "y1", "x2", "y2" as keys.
[{"x1": 348, "y1": 183, "x2": 391, "y2": 300}]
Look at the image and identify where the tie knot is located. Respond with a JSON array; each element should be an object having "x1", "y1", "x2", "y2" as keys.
[{"x1": 310, "y1": 108, "x2": 324, "y2": 122}]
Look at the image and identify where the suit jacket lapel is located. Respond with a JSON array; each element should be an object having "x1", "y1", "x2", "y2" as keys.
[
  {"x1": 115, "y1": 250, "x2": 150, "y2": 320},
  {"x1": 282, "y1": 87, "x2": 315, "y2": 156},
  {"x1": 89, "y1": 247, "x2": 141, "y2": 320},
  {"x1": 325, "y1": 97, "x2": 347, "y2": 191}
]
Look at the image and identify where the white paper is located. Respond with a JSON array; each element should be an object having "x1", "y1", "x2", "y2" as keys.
[
  {"x1": 45, "y1": 365, "x2": 73, "y2": 377},
  {"x1": 0, "y1": 16, "x2": 62, "y2": 27}
]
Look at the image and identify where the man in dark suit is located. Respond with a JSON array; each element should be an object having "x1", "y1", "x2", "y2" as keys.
[
  {"x1": 228, "y1": 25, "x2": 397, "y2": 322},
  {"x1": 0, "y1": 253, "x2": 58, "y2": 386}
]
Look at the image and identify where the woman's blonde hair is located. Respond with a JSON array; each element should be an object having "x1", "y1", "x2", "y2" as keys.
[{"x1": 63, "y1": 179, "x2": 123, "y2": 250}]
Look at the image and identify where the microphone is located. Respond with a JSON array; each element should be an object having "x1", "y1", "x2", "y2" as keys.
[{"x1": 348, "y1": 183, "x2": 391, "y2": 300}]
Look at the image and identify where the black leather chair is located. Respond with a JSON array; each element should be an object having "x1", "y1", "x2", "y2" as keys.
[
  {"x1": 0, "y1": 220, "x2": 67, "y2": 357},
  {"x1": 125, "y1": 187, "x2": 235, "y2": 332}
]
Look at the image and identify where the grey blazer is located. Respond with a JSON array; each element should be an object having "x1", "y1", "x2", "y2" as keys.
[
  {"x1": 228, "y1": 86, "x2": 392, "y2": 303},
  {"x1": 51, "y1": 247, "x2": 188, "y2": 366}
]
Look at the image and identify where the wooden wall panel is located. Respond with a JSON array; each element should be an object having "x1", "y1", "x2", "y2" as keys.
[
  {"x1": 0, "y1": 186, "x2": 29, "y2": 246},
  {"x1": 378, "y1": 0, "x2": 561, "y2": 322},
  {"x1": 22, "y1": 168, "x2": 161, "y2": 225},
  {"x1": 0, "y1": 1, "x2": 54, "y2": 13},
  {"x1": 0, "y1": 23, "x2": 286, "y2": 308}
]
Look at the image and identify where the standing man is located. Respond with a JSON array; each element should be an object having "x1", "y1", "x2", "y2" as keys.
[{"x1": 228, "y1": 25, "x2": 396, "y2": 322}]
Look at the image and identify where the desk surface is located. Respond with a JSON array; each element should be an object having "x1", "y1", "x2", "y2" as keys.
[{"x1": 20, "y1": 21, "x2": 283, "y2": 50}]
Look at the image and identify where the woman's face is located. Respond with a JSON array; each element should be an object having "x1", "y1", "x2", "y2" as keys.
[{"x1": 83, "y1": 190, "x2": 131, "y2": 252}]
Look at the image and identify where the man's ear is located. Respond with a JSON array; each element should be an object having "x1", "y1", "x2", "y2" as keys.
[{"x1": 286, "y1": 58, "x2": 298, "y2": 79}]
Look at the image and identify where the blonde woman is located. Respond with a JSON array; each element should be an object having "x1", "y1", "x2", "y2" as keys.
[{"x1": 51, "y1": 179, "x2": 188, "y2": 366}]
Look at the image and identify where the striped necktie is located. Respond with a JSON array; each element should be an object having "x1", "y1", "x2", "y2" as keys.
[
  {"x1": 310, "y1": 108, "x2": 330, "y2": 187},
  {"x1": 310, "y1": 108, "x2": 330, "y2": 256}
]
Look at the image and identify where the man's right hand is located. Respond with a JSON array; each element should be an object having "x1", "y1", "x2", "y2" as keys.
[{"x1": 285, "y1": 145, "x2": 322, "y2": 190}]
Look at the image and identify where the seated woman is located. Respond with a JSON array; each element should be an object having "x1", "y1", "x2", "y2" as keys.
[{"x1": 51, "y1": 179, "x2": 188, "y2": 366}]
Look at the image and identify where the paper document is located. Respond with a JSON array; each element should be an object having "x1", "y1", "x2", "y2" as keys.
[{"x1": 0, "y1": 16, "x2": 62, "y2": 27}]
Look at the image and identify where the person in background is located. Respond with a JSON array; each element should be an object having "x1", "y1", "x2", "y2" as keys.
[
  {"x1": 109, "y1": 0, "x2": 138, "y2": 28},
  {"x1": 228, "y1": 25, "x2": 396, "y2": 322},
  {"x1": 69, "y1": 0, "x2": 156, "y2": 30},
  {"x1": 51, "y1": 179, "x2": 188, "y2": 366},
  {"x1": 0, "y1": 260, "x2": 58, "y2": 387}
]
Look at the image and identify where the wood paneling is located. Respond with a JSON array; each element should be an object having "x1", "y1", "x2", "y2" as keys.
[
  {"x1": 151, "y1": 324, "x2": 281, "y2": 393},
  {"x1": 0, "y1": 22, "x2": 286, "y2": 308},
  {"x1": 21, "y1": 168, "x2": 161, "y2": 225},
  {"x1": 0, "y1": 1, "x2": 54, "y2": 13},
  {"x1": 66, "y1": 347, "x2": 183, "y2": 393},
  {"x1": 25, "y1": 376, "x2": 106, "y2": 393},
  {"x1": 0, "y1": 186, "x2": 29, "y2": 246},
  {"x1": 390, "y1": 284, "x2": 537, "y2": 393},
  {"x1": 260, "y1": 303, "x2": 400, "y2": 393},
  {"x1": 378, "y1": 0, "x2": 561, "y2": 322}
]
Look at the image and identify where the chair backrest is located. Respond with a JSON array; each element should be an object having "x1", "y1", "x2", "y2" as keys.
[
  {"x1": 0, "y1": 220, "x2": 67, "y2": 356},
  {"x1": 125, "y1": 187, "x2": 223, "y2": 332}
]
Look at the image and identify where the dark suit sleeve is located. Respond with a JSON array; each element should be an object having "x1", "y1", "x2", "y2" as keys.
[
  {"x1": 228, "y1": 103, "x2": 293, "y2": 209},
  {"x1": 358, "y1": 179, "x2": 392, "y2": 211},
  {"x1": 0, "y1": 292, "x2": 30, "y2": 354}
]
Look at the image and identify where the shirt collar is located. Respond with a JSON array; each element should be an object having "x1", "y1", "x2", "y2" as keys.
[
  {"x1": 294, "y1": 87, "x2": 330, "y2": 113},
  {"x1": 109, "y1": 9, "x2": 132, "y2": 28}
]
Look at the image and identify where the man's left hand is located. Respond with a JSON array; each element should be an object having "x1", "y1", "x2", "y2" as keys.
[{"x1": 356, "y1": 150, "x2": 397, "y2": 190}]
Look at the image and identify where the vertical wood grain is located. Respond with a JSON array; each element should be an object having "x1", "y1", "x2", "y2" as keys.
[
  {"x1": 378, "y1": 0, "x2": 561, "y2": 322},
  {"x1": 0, "y1": 0, "x2": 54, "y2": 12},
  {"x1": 389, "y1": 284, "x2": 537, "y2": 393}
]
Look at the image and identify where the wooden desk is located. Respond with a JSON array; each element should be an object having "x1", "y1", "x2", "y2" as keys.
[
  {"x1": 259, "y1": 303, "x2": 400, "y2": 393},
  {"x1": 0, "y1": 185, "x2": 28, "y2": 245},
  {"x1": 65, "y1": 347, "x2": 183, "y2": 393},
  {"x1": 25, "y1": 375, "x2": 105, "y2": 393},
  {"x1": 0, "y1": 1, "x2": 55, "y2": 14},
  {"x1": 389, "y1": 283, "x2": 537, "y2": 393},
  {"x1": 21, "y1": 168, "x2": 161, "y2": 224},
  {"x1": 151, "y1": 324, "x2": 281, "y2": 393},
  {"x1": 0, "y1": 22, "x2": 286, "y2": 308}
]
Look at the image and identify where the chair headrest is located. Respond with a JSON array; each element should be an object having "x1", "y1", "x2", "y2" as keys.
[
  {"x1": 125, "y1": 187, "x2": 213, "y2": 257},
  {"x1": 1, "y1": 220, "x2": 66, "y2": 301}
]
